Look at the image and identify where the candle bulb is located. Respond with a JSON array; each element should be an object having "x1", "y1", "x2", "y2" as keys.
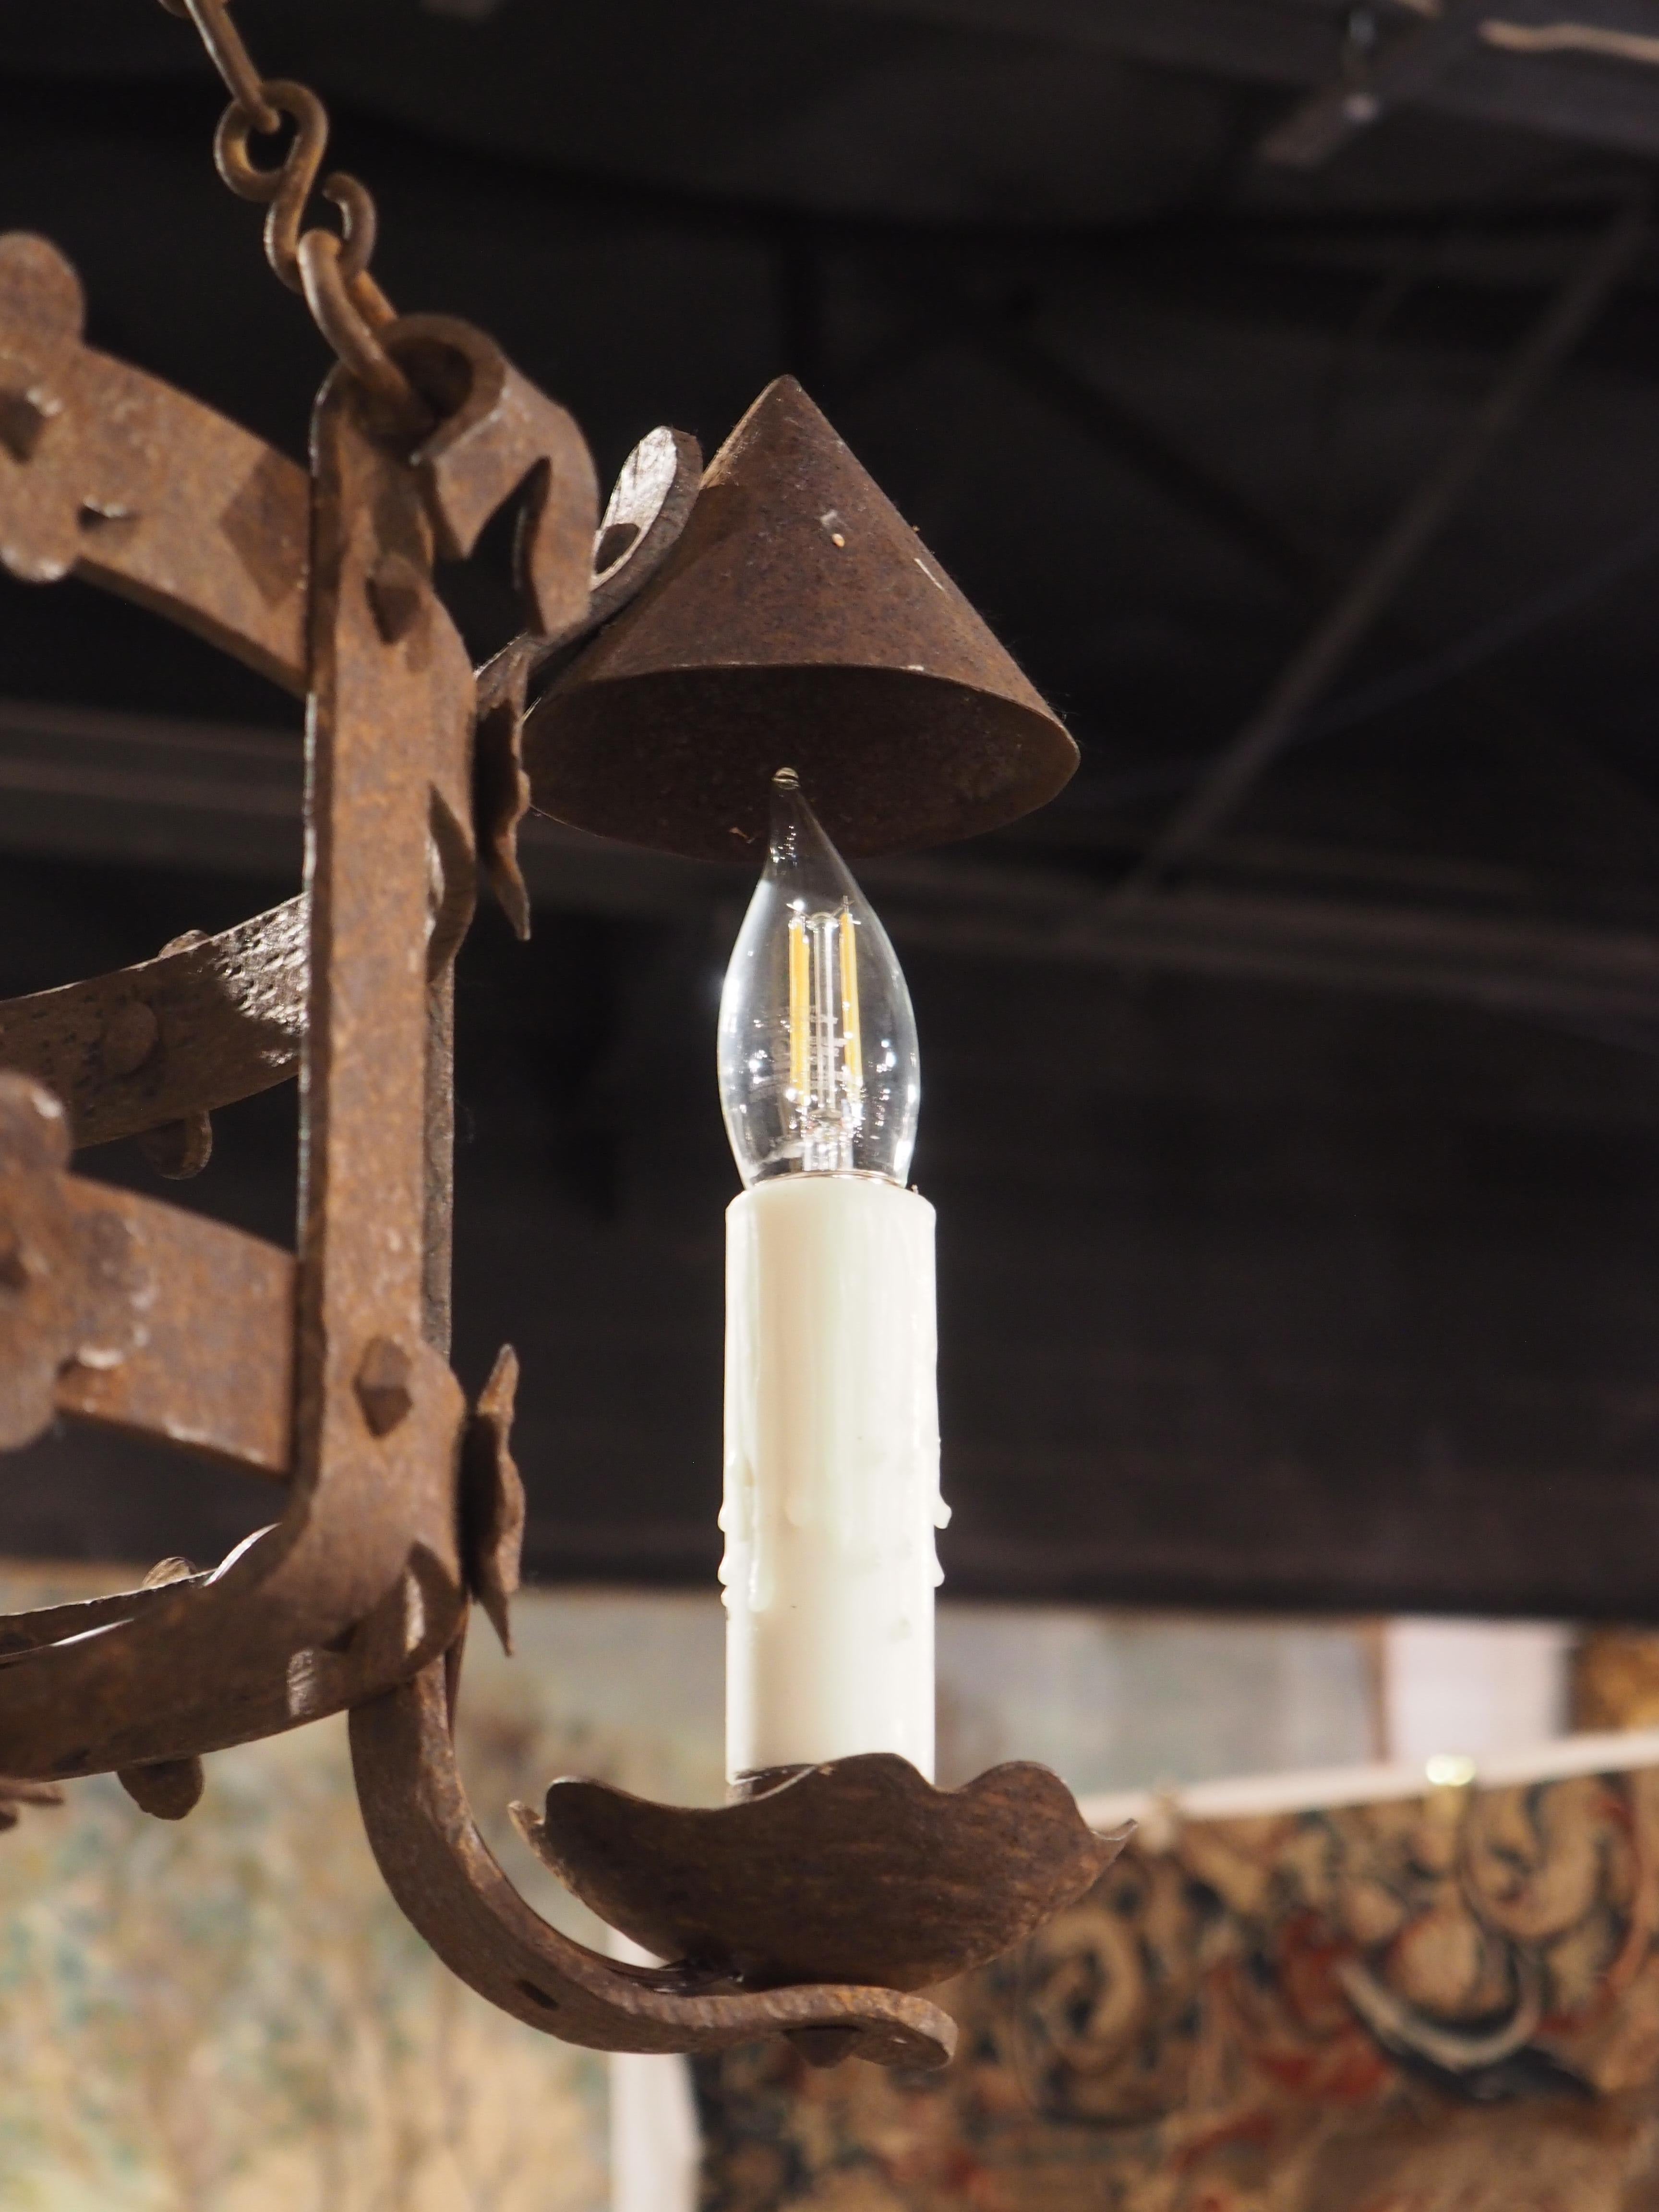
[{"x1": 717, "y1": 769, "x2": 946, "y2": 1788}]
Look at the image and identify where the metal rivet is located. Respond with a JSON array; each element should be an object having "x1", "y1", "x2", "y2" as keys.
[
  {"x1": 356, "y1": 1336, "x2": 413, "y2": 1436},
  {"x1": 117, "y1": 1756, "x2": 204, "y2": 1821},
  {"x1": 102, "y1": 999, "x2": 159, "y2": 1080},
  {"x1": 139, "y1": 1111, "x2": 212, "y2": 1180}
]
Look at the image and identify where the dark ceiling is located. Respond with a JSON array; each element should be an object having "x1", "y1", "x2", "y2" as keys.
[{"x1": 6, "y1": 0, "x2": 1659, "y2": 1617}]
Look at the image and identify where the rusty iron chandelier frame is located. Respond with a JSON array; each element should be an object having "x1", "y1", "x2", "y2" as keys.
[{"x1": 0, "y1": 0, "x2": 1119, "y2": 2074}]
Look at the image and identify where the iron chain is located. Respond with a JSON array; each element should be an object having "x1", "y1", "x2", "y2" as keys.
[{"x1": 156, "y1": 0, "x2": 429, "y2": 433}]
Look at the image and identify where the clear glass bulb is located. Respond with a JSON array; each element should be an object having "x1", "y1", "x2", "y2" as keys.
[{"x1": 718, "y1": 769, "x2": 919, "y2": 1188}]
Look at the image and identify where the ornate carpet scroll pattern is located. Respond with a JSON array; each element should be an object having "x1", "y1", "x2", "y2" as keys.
[{"x1": 697, "y1": 1758, "x2": 1659, "y2": 2210}]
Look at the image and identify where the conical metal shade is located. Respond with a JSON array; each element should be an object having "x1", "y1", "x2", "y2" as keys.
[{"x1": 522, "y1": 377, "x2": 1077, "y2": 861}]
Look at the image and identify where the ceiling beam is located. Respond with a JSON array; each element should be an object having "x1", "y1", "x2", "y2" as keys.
[
  {"x1": 1120, "y1": 197, "x2": 1648, "y2": 895},
  {"x1": 1259, "y1": 0, "x2": 1491, "y2": 168},
  {"x1": 829, "y1": 0, "x2": 1659, "y2": 161},
  {"x1": 2, "y1": 697, "x2": 1659, "y2": 1035},
  {"x1": 962, "y1": 311, "x2": 1322, "y2": 591},
  {"x1": 829, "y1": 0, "x2": 1395, "y2": 89},
  {"x1": 867, "y1": 852, "x2": 1659, "y2": 1034}
]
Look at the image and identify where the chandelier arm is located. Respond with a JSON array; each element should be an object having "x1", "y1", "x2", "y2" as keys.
[
  {"x1": 0, "y1": 900, "x2": 306, "y2": 1153},
  {"x1": 349, "y1": 1649, "x2": 957, "y2": 2068},
  {"x1": 0, "y1": 1578, "x2": 219, "y2": 1661},
  {"x1": 63, "y1": 348, "x2": 309, "y2": 688},
  {"x1": 0, "y1": 235, "x2": 309, "y2": 692},
  {"x1": 0, "y1": 1542, "x2": 464, "y2": 1775},
  {"x1": 50, "y1": 1185, "x2": 294, "y2": 1478}
]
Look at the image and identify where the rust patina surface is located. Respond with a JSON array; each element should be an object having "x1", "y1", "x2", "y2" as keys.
[{"x1": 0, "y1": 0, "x2": 1097, "y2": 2068}]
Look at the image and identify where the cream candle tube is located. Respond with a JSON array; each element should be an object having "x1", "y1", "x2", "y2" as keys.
[{"x1": 721, "y1": 1172, "x2": 946, "y2": 1782}]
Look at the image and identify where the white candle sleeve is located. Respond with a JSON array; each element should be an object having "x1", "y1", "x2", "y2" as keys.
[{"x1": 721, "y1": 1173, "x2": 946, "y2": 1783}]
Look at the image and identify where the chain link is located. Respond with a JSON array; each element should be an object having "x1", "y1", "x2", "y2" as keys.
[{"x1": 158, "y1": 0, "x2": 429, "y2": 433}]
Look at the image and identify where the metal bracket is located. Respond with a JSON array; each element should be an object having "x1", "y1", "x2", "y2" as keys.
[{"x1": 349, "y1": 1642, "x2": 959, "y2": 2068}]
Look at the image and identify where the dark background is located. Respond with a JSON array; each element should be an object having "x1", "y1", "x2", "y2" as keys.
[{"x1": 5, "y1": 0, "x2": 1659, "y2": 1615}]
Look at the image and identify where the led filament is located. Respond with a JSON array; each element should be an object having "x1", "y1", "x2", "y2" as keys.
[
  {"x1": 718, "y1": 769, "x2": 919, "y2": 1187},
  {"x1": 785, "y1": 902, "x2": 866, "y2": 1171}
]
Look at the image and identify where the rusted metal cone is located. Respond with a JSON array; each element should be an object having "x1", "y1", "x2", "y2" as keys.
[
  {"x1": 517, "y1": 1753, "x2": 1131, "y2": 1994},
  {"x1": 522, "y1": 377, "x2": 1078, "y2": 861}
]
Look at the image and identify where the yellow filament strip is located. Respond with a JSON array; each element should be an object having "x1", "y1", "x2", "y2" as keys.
[
  {"x1": 839, "y1": 907, "x2": 863, "y2": 1094},
  {"x1": 788, "y1": 914, "x2": 810, "y2": 1096}
]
